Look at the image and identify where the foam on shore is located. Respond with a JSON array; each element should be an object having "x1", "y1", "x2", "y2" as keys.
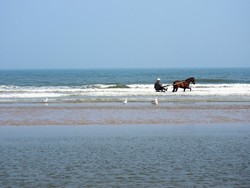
[{"x1": 0, "y1": 84, "x2": 250, "y2": 103}]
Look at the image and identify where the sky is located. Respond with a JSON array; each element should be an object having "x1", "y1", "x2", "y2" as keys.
[{"x1": 0, "y1": 0, "x2": 250, "y2": 69}]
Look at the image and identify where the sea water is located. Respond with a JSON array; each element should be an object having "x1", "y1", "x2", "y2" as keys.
[
  {"x1": 0, "y1": 124, "x2": 249, "y2": 187},
  {"x1": 0, "y1": 68, "x2": 250, "y2": 103}
]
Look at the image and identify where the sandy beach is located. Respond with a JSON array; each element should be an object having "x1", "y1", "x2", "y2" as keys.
[{"x1": 1, "y1": 102, "x2": 249, "y2": 126}]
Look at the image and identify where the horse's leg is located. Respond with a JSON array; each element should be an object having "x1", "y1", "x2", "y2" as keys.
[
  {"x1": 172, "y1": 86, "x2": 176, "y2": 92},
  {"x1": 184, "y1": 88, "x2": 186, "y2": 92}
]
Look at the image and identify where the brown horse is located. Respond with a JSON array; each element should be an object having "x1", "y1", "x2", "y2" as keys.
[{"x1": 172, "y1": 77, "x2": 195, "y2": 92}]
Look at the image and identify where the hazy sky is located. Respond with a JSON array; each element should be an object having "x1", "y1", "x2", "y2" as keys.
[{"x1": 1, "y1": 0, "x2": 250, "y2": 69}]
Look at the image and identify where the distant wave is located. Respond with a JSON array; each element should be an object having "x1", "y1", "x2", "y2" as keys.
[
  {"x1": 106, "y1": 84, "x2": 130, "y2": 89},
  {"x1": 197, "y1": 78, "x2": 250, "y2": 84},
  {"x1": 1, "y1": 68, "x2": 250, "y2": 86}
]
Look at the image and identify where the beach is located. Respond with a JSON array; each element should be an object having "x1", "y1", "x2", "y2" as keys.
[
  {"x1": 0, "y1": 102, "x2": 250, "y2": 126},
  {"x1": 1, "y1": 69, "x2": 250, "y2": 187}
]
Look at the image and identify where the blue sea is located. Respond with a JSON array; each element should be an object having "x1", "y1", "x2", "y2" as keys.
[{"x1": 0, "y1": 68, "x2": 250, "y2": 103}]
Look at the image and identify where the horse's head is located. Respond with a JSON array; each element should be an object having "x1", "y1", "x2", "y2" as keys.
[
  {"x1": 186, "y1": 77, "x2": 195, "y2": 84},
  {"x1": 191, "y1": 77, "x2": 195, "y2": 84}
]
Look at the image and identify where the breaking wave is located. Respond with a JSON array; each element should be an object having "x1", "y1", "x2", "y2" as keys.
[{"x1": 0, "y1": 83, "x2": 250, "y2": 103}]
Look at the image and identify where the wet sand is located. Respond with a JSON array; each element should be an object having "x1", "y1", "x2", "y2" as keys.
[{"x1": 0, "y1": 102, "x2": 249, "y2": 126}]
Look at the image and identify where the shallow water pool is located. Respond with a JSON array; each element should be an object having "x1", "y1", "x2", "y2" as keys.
[{"x1": 0, "y1": 124, "x2": 249, "y2": 187}]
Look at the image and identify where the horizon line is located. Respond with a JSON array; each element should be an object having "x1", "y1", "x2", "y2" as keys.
[{"x1": 1, "y1": 67, "x2": 250, "y2": 70}]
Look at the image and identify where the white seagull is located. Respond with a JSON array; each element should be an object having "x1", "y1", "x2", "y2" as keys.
[
  {"x1": 151, "y1": 98, "x2": 158, "y2": 105},
  {"x1": 123, "y1": 98, "x2": 128, "y2": 104},
  {"x1": 42, "y1": 97, "x2": 48, "y2": 103}
]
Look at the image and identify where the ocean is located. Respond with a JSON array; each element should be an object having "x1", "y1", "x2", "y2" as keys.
[{"x1": 0, "y1": 68, "x2": 250, "y2": 103}]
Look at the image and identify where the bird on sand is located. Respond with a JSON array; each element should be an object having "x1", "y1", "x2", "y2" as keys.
[
  {"x1": 123, "y1": 98, "x2": 128, "y2": 104},
  {"x1": 42, "y1": 97, "x2": 48, "y2": 103},
  {"x1": 151, "y1": 98, "x2": 158, "y2": 105}
]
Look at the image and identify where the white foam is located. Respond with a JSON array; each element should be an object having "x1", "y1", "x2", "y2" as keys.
[{"x1": 0, "y1": 84, "x2": 250, "y2": 102}]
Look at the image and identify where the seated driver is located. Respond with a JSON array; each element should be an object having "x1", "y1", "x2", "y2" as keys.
[{"x1": 154, "y1": 78, "x2": 168, "y2": 92}]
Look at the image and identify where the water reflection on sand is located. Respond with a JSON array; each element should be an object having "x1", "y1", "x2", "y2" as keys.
[
  {"x1": 0, "y1": 102, "x2": 250, "y2": 125},
  {"x1": 0, "y1": 124, "x2": 250, "y2": 187}
]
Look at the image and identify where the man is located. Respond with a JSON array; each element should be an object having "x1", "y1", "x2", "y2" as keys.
[{"x1": 154, "y1": 78, "x2": 168, "y2": 92}]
